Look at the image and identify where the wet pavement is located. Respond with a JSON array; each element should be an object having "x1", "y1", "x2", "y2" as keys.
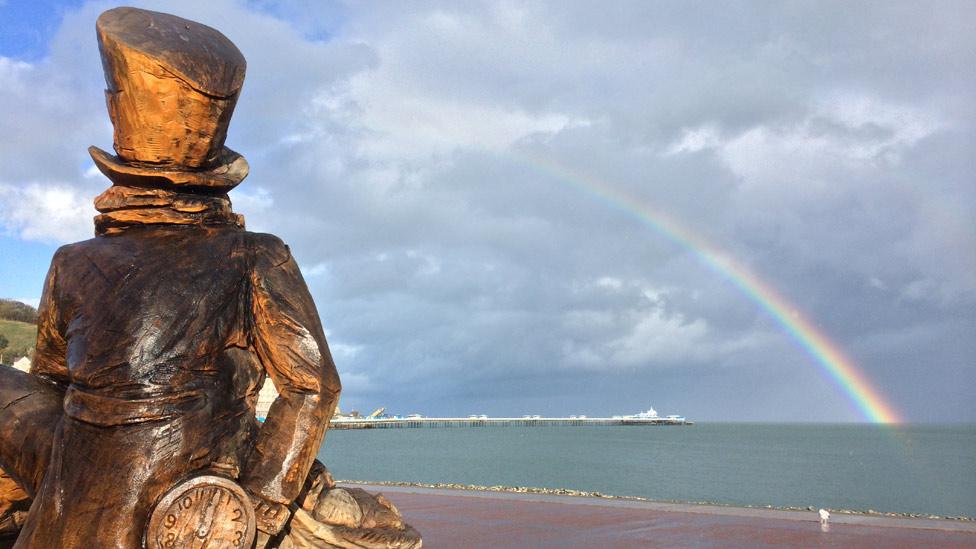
[{"x1": 345, "y1": 484, "x2": 976, "y2": 548}]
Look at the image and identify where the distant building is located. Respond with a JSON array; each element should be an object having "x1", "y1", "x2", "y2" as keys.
[
  {"x1": 630, "y1": 408, "x2": 658, "y2": 419},
  {"x1": 12, "y1": 356, "x2": 31, "y2": 373},
  {"x1": 254, "y1": 378, "x2": 279, "y2": 420}
]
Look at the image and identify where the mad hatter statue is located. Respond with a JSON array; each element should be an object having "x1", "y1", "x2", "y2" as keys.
[{"x1": 0, "y1": 7, "x2": 419, "y2": 549}]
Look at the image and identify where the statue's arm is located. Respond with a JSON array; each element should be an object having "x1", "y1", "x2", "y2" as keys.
[
  {"x1": 240, "y1": 236, "x2": 341, "y2": 532},
  {"x1": 30, "y1": 249, "x2": 70, "y2": 390}
]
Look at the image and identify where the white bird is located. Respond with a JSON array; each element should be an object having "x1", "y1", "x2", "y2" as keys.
[{"x1": 818, "y1": 509, "x2": 830, "y2": 524}]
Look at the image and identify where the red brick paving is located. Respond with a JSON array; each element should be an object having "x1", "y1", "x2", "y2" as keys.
[{"x1": 345, "y1": 484, "x2": 976, "y2": 548}]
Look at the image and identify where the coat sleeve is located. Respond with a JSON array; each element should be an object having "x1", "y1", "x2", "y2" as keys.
[
  {"x1": 30, "y1": 248, "x2": 70, "y2": 389},
  {"x1": 239, "y1": 235, "x2": 341, "y2": 507}
]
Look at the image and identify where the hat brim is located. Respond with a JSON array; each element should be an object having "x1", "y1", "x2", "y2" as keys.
[{"x1": 89, "y1": 146, "x2": 249, "y2": 192}]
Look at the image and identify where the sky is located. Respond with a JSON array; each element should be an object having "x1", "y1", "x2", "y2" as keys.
[{"x1": 0, "y1": 1, "x2": 973, "y2": 423}]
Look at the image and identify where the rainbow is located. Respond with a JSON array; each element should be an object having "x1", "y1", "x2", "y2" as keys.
[{"x1": 522, "y1": 153, "x2": 902, "y2": 424}]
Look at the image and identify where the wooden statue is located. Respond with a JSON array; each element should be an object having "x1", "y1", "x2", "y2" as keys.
[{"x1": 0, "y1": 7, "x2": 419, "y2": 548}]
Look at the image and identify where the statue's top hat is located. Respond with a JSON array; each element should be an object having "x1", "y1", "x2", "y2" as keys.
[{"x1": 90, "y1": 7, "x2": 248, "y2": 191}]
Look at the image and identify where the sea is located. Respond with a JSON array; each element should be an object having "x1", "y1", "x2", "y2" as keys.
[{"x1": 317, "y1": 423, "x2": 976, "y2": 518}]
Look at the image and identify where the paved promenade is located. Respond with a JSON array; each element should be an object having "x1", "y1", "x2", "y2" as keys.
[{"x1": 345, "y1": 483, "x2": 976, "y2": 548}]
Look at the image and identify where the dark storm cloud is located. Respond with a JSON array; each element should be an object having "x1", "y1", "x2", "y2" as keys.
[{"x1": 0, "y1": 0, "x2": 973, "y2": 421}]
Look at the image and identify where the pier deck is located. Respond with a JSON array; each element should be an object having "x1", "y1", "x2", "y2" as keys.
[{"x1": 329, "y1": 417, "x2": 692, "y2": 429}]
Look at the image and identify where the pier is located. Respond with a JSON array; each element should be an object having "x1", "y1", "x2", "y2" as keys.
[{"x1": 329, "y1": 416, "x2": 693, "y2": 429}]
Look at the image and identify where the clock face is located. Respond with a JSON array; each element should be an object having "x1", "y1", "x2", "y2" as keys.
[{"x1": 146, "y1": 475, "x2": 256, "y2": 549}]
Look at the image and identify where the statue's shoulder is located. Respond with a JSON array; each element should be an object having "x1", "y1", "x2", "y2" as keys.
[
  {"x1": 50, "y1": 232, "x2": 152, "y2": 265},
  {"x1": 241, "y1": 231, "x2": 293, "y2": 267},
  {"x1": 49, "y1": 238, "x2": 100, "y2": 265}
]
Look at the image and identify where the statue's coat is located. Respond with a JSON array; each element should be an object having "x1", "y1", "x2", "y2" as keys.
[{"x1": 2, "y1": 223, "x2": 339, "y2": 547}]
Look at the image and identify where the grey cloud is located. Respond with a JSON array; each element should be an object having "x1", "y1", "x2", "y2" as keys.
[{"x1": 1, "y1": 0, "x2": 973, "y2": 422}]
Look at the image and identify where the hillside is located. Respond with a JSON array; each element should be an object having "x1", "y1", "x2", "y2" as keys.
[
  {"x1": 0, "y1": 299, "x2": 38, "y2": 324},
  {"x1": 0, "y1": 319, "x2": 37, "y2": 363}
]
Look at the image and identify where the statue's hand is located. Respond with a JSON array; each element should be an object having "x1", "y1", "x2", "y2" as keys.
[
  {"x1": 246, "y1": 490, "x2": 291, "y2": 535},
  {"x1": 286, "y1": 487, "x2": 422, "y2": 548},
  {"x1": 274, "y1": 461, "x2": 423, "y2": 548}
]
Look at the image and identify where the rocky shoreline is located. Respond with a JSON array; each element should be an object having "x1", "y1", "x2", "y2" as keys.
[{"x1": 339, "y1": 480, "x2": 975, "y2": 522}]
